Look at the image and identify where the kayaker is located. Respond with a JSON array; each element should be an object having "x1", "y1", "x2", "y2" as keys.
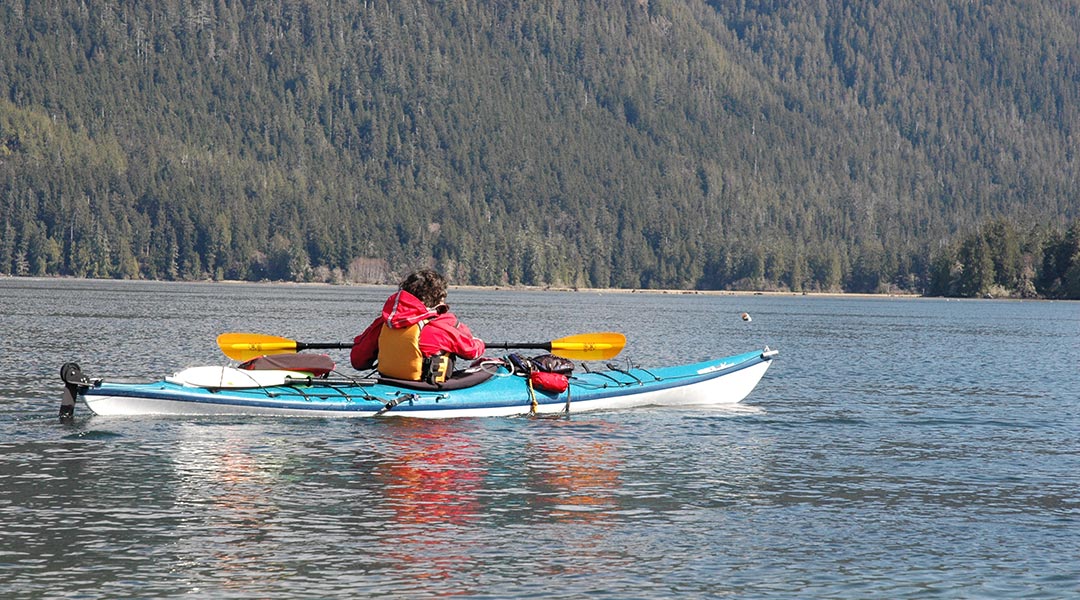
[{"x1": 350, "y1": 269, "x2": 486, "y2": 383}]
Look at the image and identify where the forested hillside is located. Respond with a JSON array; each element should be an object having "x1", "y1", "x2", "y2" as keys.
[{"x1": 2, "y1": 0, "x2": 1078, "y2": 295}]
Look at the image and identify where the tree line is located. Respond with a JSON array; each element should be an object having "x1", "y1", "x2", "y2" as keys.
[
  {"x1": 928, "y1": 219, "x2": 1080, "y2": 299},
  {"x1": 1, "y1": 1, "x2": 1077, "y2": 298}
]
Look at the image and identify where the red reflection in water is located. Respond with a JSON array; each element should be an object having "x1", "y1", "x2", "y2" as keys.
[
  {"x1": 381, "y1": 420, "x2": 485, "y2": 526},
  {"x1": 374, "y1": 419, "x2": 486, "y2": 593}
]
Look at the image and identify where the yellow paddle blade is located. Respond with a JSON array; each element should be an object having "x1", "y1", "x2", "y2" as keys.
[
  {"x1": 217, "y1": 332, "x2": 300, "y2": 361},
  {"x1": 548, "y1": 332, "x2": 626, "y2": 361}
]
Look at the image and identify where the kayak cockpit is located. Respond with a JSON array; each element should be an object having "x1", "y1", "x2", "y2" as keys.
[{"x1": 374, "y1": 365, "x2": 497, "y2": 391}]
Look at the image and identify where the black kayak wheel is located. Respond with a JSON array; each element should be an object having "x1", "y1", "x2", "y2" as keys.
[{"x1": 60, "y1": 362, "x2": 83, "y2": 386}]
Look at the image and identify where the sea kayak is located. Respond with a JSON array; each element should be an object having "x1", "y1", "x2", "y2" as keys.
[{"x1": 60, "y1": 348, "x2": 778, "y2": 419}]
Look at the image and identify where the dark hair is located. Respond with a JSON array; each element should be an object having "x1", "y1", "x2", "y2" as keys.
[{"x1": 399, "y1": 269, "x2": 448, "y2": 308}]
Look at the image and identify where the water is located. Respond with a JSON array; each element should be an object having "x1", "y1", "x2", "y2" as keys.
[{"x1": 1, "y1": 278, "x2": 1078, "y2": 598}]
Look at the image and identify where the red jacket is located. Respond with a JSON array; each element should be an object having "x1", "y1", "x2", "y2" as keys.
[{"x1": 350, "y1": 290, "x2": 485, "y2": 370}]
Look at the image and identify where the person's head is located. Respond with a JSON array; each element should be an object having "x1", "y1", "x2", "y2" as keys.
[{"x1": 399, "y1": 269, "x2": 448, "y2": 308}]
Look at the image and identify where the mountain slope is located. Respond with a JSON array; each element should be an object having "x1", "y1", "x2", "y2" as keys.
[{"x1": 1, "y1": 0, "x2": 1077, "y2": 291}]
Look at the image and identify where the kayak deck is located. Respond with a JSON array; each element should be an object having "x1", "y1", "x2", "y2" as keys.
[{"x1": 61, "y1": 348, "x2": 778, "y2": 418}]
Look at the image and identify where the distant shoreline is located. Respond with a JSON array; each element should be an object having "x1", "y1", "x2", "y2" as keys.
[
  {"x1": 450, "y1": 284, "x2": 924, "y2": 299},
  {"x1": 0, "y1": 274, "x2": 918, "y2": 298},
  {"x1": 5, "y1": 274, "x2": 1060, "y2": 300}
]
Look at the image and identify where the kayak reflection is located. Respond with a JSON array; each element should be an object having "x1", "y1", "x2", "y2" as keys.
[
  {"x1": 171, "y1": 425, "x2": 290, "y2": 589},
  {"x1": 377, "y1": 419, "x2": 486, "y2": 525},
  {"x1": 525, "y1": 420, "x2": 623, "y2": 523},
  {"x1": 369, "y1": 419, "x2": 486, "y2": 590}
]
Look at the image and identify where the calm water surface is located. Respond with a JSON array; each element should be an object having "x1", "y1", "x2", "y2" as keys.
[{"x1": 1, "y1": 278, "x2": 1078, "y2": 598}]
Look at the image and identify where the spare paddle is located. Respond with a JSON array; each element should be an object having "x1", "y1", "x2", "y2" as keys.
[
  {"x1": 216, "y1": 332, "x2": 350, "y2": 362},
  {"x1": 217, "y1": 331, "x2": 626, "y2": 362}
]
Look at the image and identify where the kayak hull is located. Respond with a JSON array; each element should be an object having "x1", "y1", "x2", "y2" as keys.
[{"x1": 70, "y1": 349, "x2": 777, "y2": 418}]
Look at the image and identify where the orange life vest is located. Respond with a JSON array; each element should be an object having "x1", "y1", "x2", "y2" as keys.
[{"x1": 377, "y1": 321, "x2": 452, "y2": 383}]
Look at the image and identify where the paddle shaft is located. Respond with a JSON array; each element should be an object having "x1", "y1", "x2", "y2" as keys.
[
  {"x1": 486, "y1": 342, "x2": 553, "y2": 351},
  {"x1": 297, "y1": 341, "x2": 353, "y2": 352},
  {"x1": 309, "y1": 341, "x2": 619, "y2": 353},
  {"x1": 224, "y1": 340, "x2": 573, "y2": 353},
  {"x1": 313, "y1": 341, "x2": 567, "y2": 351}
]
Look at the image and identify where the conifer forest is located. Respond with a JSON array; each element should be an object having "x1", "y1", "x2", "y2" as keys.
[{"x1": 2, "y1": 1, "x2": 1078, "y2": 298}]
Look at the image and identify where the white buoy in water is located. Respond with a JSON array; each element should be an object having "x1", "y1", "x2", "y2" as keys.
[{"x1": 741, "y1": 312, "x2": 752, "y2": 322}]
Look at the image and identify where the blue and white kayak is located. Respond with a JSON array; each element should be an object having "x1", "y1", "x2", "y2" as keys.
[{"x1": 60, "y1": 348, "x2": 778, "y2": 419}]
